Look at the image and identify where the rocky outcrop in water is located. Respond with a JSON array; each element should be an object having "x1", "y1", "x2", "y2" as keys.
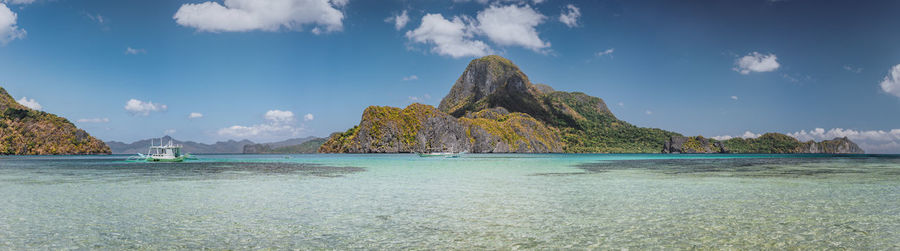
[
  {"x1": 662, "y1": 134, "x2": 865, "y2": 154},
  {"x1": 662, "y1": 136, "x2": 726, "y2": 153},
  {"x1": 799, "y1": 137, "x2": 864, "y2": 154},
  {"x1": 318, "y1": 104, "x2": 562, "y2": 153},
  {"x1": 0, "y1": 87, "x2": 110, "y2": 155}
]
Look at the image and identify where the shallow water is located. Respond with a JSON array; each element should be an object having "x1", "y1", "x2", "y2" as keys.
[{"x1": 1, "y1": 154, "x2": 898, "y2": 249}]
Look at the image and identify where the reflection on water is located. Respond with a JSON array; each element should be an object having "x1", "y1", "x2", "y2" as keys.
[{"x1": 0, "y1": 154, "x2": 898, "y2": 249}]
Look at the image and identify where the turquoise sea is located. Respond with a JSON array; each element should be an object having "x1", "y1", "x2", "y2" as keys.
[{"x1": 1, "y1": 154, "x2": 898, "y2": 249}]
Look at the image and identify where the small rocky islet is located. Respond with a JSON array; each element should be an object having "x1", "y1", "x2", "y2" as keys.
[{"x1": 319, "y1": 55, "x2": 864, "y2": 154}]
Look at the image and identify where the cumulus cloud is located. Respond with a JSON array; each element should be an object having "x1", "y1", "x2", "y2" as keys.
[
  {"x1": 880, "y1": 64, "x2": 900, "y2": 98},
  {"x1": 16, "y1": 96, "x2": 40, "y2": 110},
  {"x1": 475, "y1": 4, "x2": 549, "y2": 52},
  {"x1": 76, "y1": 118, "x2": 110, "y2": 123},
  {"x1": 218, "y1": 109, "x2": 305, "y2": 140},
  {"x1": 733, "y1": 52, "x2": 780, "y2": 74},
  {"x1": 124, "y1": 99, "x2": 167, "y2": 116},
  {"x1": 405, "y1": 13, "x2": 491, "y2": 58},
  {"x1": 402, "y1": 75, "x2": 418, "y2": 81},
  {"x1": 559, "y1": 4, "x2": 580, "y2": 28},
  {"x1": 164, "y1": 129, "x2": 177, "y2": 135},
  {"x1": 644, "y1": 110, "x2": 652, "y2": 115},
  {"x1": 710, "y1": 131, "x2": 761, "y2": 141},
  {"x1": 125, "y1": 47, "x2": 146, "y2": 55},
  {"x1": 385, "y1": 10, "x2": 409, "y2": 30},
  {"x1": 730, "y1": 95, "x2": 738, "y2": 100},
  {"x1": 173, "y1": 0, "x2": 346, "y2": 33},
  {"x1": 264, "y1": 109, "x2": 295, "y2": 123},
  {"x1": 405, "y1": 4, "x2": 551, "y2": 57},
  {"x1": 188, "y1": 112, "x2": 204, "y2": 119},
  {"x1": 303, "y1": 113, "x2": 314, "y2": 121},
  {"x1": 0, "y1": 3, "x2": 25, "y2": 45}
]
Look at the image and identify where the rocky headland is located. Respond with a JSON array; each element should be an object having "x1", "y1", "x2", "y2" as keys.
[{"x1": 0, "y1": 87, "x2": 110, "y2": 155}]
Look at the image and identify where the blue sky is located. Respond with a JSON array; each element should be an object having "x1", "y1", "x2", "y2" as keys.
[{"x1": 1, "y1": 0, "x2": 899, "y2": 152}]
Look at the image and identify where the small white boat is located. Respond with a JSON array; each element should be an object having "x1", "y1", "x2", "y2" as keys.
[
  {"x1": 416, "y1": 146, "x2": 465, "y2": 158},
  {"x1": 127, "y1": 138, "x2": 191, "y2": 162}
]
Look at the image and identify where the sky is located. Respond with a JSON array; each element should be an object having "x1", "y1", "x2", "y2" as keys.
[{"x1": 1, "y1": 0, "x2": 899, "y2": 153}]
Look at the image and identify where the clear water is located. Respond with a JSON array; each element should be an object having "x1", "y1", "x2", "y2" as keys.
[{"x1": 1, "y1": 154, "x2": 898, "y2": 249}]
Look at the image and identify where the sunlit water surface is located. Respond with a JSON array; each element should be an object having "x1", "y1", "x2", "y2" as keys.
[{"x1": 1, "y1": 154, "x2": 898, "y2": 249}]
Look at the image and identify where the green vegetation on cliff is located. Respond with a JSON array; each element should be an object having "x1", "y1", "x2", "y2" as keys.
[
  {"x1": 719, "y1": 133, "x2": 802, "y2": 153},
  {"x1": 0, "y1": 87, "x2": 110, "y2": 155}
]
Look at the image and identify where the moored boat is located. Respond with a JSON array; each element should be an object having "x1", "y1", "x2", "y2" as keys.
[{"x1": 126, "y1": 139, "x2": 191, "y2": 162}]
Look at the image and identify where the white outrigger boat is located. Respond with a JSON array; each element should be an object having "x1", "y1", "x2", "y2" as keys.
[
  {"x1": 416, "y1": 146, "x2": 466, "y2": 158},
  {"x1": 126, "y1": 139, "x2": 192, "y2": 162}
]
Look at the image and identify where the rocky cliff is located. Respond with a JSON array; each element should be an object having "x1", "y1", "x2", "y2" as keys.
[
  {"x1": 0, "y1": 87, "x2": 110, "y2": 155},
  {"x1": 662, "y1": 134, "x2": 865, "y2": 154},
  {"x1": 318, "y1": 104, "x2": 562, "y2": 153}
]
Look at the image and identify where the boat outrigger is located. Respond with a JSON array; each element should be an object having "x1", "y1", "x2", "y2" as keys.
[
  {"x1": 126, "y1": 138, "x2": 192, "y2": 162},
  {"x1": 416, "y1": 146, "x2": 465, "y2": 158}
]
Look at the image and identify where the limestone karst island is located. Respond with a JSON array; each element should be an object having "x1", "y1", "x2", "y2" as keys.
[{"x1": 319, "y1": 56, "x2": 864, "y2": 154}]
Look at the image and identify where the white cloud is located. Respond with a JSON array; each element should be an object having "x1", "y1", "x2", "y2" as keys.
[
  {"x1": 2, "y1": 0, "x2": 36, "y2": 4},
  {"x1": 76, "y1": 118, "x2": 110, "y2": 123},
  {"x1": 125, "y1": 47, "x2": 146, "y2": 55},
  {"x1": 86, "y1": 13, "x2": 105, "y2": 24},
  {"x1": 264, "y1": 109, "x2": 295, "y2": 123},
  {"x1": 733, "y1": 52, "x2": 780, "y2": 74},
  {"x1": 303, "y1": 113, "x2": 314, "y2": 121},
  {"x1": 218, "y1": 109, "x2": 305, "y2": 140},
  {"x1": 402, "y1": 75, "x2": 418, "y2": 81},
  {"x1": 559, "y1": 4, "x2": 580, "y2": 28},
  {"x1": 385, "y1": 10, "x2": 409, "y2": 30},
  {"x1": 843, "y1": 65, "x2": 863, "y2": 74},
  {"x1": 644, "y1": 110, "x2": 652, "y2": 115},
  {"x1": 406, "y1": 13, "x2": 491, "y2": 58},
  {"x1": 475, "y1": 4, "x2": 550, "y2": 52},
  {"x1": 16, "y1": 96, "x2": 40, "y2": 110},
  {"x1": 0, "y1": 3, "x2": 25, "y2": 45},
  {"x1": 880, "y1": 64, "x2": 900, "y2": 98},
  {"x1": 173, "y1": 0, "x2": 346, "y2": 33},
  {"x1": 596, "y1": 48, "x2": 614, "y2": 57},
  {"x1": 711, "y1": 131, "x2": 761, "y2": 141},
  {"x1": 188, "y1": 112, "x2": 204, "y2": 119},
  {"x1": 453, "y1": 0, "x2": 545, "y2": 4},
  {"x1": 617, "y1": 102, "x2": 624, "y2": 107},
  {"x1": 730, "y1": 95, "x2": 738, "y2": 100},
  {"x1": 408, "y1": 93, "x2": 432, "y2": 103},
  {"x1": 164, "y1": 129, "x2": 177, "y2": 135},
  {"x1": 124, "y1": 99, "x2": 167, "y2": 116}
]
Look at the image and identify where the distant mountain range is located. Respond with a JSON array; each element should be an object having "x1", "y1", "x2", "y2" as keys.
[{"x1": 106, "y1": 136, "x2": 325, "y2": 154}]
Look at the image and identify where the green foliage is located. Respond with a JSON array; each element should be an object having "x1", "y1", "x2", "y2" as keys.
[
  {"x1": 0, "y1": 87, "x2": 110, "y2": 155},
  {"x1": 721, "y1": 133, "x2": 803, "y2": 153},
  {"x1": 540, "y1": 91, "x2": 681, "y2": 153}
]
